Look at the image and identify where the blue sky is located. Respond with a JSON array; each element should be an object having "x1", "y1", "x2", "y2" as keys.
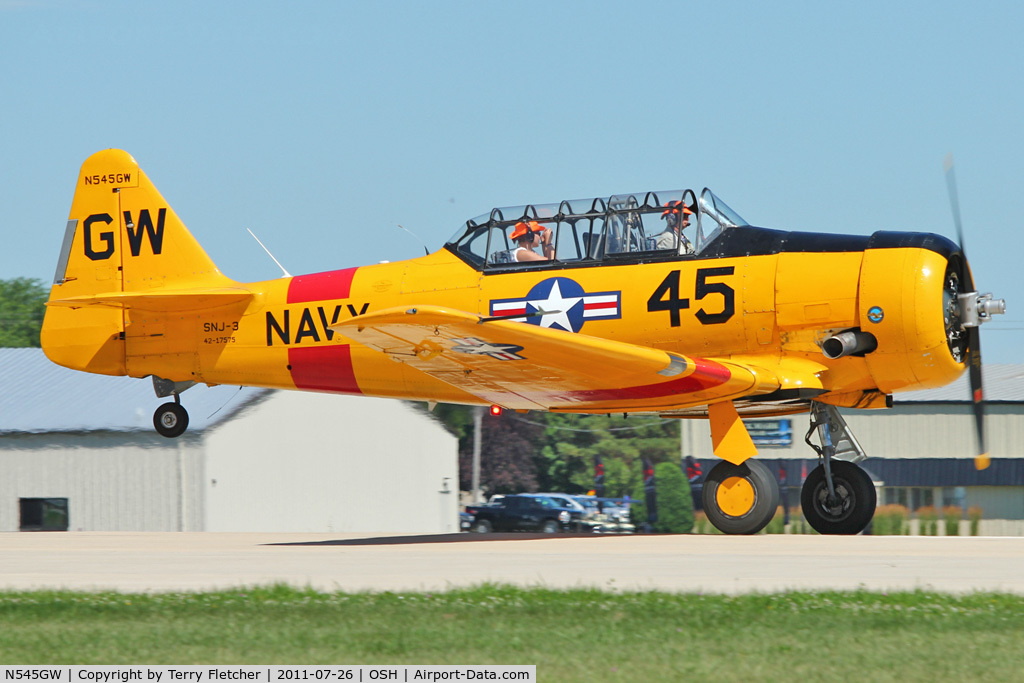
[{"x1": 2, "y1": 1, "x2": 1020, "y2": 362}]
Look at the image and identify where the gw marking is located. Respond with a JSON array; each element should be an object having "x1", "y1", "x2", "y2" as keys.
[
  {"x1": 266, "y1": 303, "x2": 370, "y2": 346},
  {"x1": 83, "y1": 208, "x2": 166, "y2": 261}
]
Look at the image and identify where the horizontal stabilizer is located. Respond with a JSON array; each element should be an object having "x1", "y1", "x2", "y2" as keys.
[{"x1": 47, "y1": 287, "x2": 253, "y2": 312}]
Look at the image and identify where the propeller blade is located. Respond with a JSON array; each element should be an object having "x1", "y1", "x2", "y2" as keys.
[
  {"x1": 967, "y1": 327, "x2": 989, "y2": 470},
  {"x1": 944, "y1": 154, "x2": 965, "y2": 252},
  {"x1": 945, "y1": 154, "x2": 989, "y2": 470},
  {"x1": 944, "y1": 154, "x2": 976, "y2": 290}
]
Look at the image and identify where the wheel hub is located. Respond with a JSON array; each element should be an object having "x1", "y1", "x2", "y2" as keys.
[
  {"x1": 716, "y1": 476, "x2": 755, "y2": 517},
  {"x1": 814, "y1": 480, "x2": 854, "y2": 521}
]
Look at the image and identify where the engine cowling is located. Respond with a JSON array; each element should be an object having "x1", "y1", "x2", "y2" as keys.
[{"x1": 857, "y1": 232, "x2": 964, "y2": 394}]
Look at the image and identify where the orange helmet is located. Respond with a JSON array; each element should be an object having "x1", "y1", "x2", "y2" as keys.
[
  {"x1": 510, "y1": 220, "x2": 544, "y2": 240},
  {"x1": 661, "y1": 200, "x2": 693, "y2": 218}
]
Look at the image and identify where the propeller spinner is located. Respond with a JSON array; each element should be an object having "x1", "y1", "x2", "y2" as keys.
[{"x1": 943, "y1": 154, "x2": 1007, "y2": 470}]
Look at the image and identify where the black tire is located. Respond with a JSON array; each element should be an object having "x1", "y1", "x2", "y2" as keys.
[
  {"x1": 701, "y1": 459, "x2": 779, "y2": 534},
  {"x1": 471, "y1": 519, "x2": 492, "y2": 533},
  {"x1": 153, "y1": 402, "x2": 189, "y2": 438},
  {"x1": 801, "y1": 460, "x2": 876, "y2": 535},
  {"x1": 541, "y1": 519, "x2": 560, "y2": 533}
]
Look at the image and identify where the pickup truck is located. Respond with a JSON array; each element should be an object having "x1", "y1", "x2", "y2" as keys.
[{"x1": 466, "y1": 495, "x2": 574, "y2": 533}]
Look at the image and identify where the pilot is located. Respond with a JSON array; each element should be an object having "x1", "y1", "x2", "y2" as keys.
[
  {"x1": 656, "y1": 201, "x2": 694, "y2": 254},
  {"x1": 510, "y1": 220, "x2": 555, "y2": 262}
]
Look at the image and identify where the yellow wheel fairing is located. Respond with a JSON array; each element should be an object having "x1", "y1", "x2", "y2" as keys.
[{"x1": 716, "y1": 476, "x2": 756, "y2": 517}]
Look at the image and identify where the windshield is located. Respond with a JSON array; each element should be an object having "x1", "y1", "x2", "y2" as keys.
[
  {"x1": 694, "y1": 188, "x2": 748, "y2": 253},
  {"x1": 445, "y1": 187, "x2": 748, "y2": 268}
]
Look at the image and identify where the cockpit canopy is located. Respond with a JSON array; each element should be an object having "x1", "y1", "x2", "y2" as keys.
[{"x1": 444, "y1": 188, "x2": 748, "y2": 269}]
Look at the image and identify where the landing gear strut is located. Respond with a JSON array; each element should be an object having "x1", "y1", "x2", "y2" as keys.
[
  {"x1": 800, "y1": 402, "x2": 876, "y2": 534},
  {"x1": 152, "y1": 376, "x2": 194, "y2": 438}
]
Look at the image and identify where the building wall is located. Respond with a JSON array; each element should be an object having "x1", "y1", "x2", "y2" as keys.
[
  {"x1": 679, "y1": 404, "x2": 1024, "y2": 461},
  {"x1": 679, "y1": 404, "x2": 1024, "y2": 521},
  {"x1": 967, "y1": 486, "x2": 1024, "y2": 520},
  {"x1": 202, "y1": 392, "x2": 459, "y2": 533},
  {"x1": 0, "y1": 433, "x2": 205, "y2": 532}
]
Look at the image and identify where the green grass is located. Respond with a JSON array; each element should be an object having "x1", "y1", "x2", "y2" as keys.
[{"x1": 2, "y1": 585, "x2": 1023, "y2": 681}]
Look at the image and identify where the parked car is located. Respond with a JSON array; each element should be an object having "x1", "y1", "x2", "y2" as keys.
[
  {"x1": 528, "y1": 492, "x2": 588, "y2": 514},
  {"x1": 467, "y1": 495, "x2": 572, "y2": 533},
  {"x1": 518, "y1": 493, "x2": 594, "y2": 531},
  {"x1": 571, "y1": 496, "x2": 635, "y2": 534},
  {"x1": 572, "y1": 496, "x2": 630, "y2": 518}
]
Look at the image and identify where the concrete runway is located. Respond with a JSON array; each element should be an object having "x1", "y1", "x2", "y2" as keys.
[{"x1": 2, "y1": 532, "x2": 1023, "y2": 594}]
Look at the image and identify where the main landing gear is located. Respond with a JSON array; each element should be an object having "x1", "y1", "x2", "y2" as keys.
[
  {"x1": 700, "y1": 402, "x2": 876, "y2": 535},
  {"x1": 800, "y1": 402, "x2": 876, "y2": 535},
  {"x1": 152, "y1": 377, "x2": 195, "y2": 438}
]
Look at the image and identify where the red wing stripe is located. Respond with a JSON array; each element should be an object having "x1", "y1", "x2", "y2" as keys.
[{"x1": 560, "y1": 359, "x2": 733, "y2": 403}]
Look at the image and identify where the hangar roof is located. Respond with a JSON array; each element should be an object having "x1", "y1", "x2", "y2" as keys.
[
  {"x1": 894, "y1": 364, "x2": 1024, "y2": 404},
  {"x1": 0, "y1": 348, "x2": 269, "y2": 434}
]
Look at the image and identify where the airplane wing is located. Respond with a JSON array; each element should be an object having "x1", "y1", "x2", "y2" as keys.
[{"x1": 331, "y1": 305, "x2": 781, "y2": 412}]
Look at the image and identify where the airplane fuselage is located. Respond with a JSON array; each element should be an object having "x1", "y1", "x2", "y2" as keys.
[{"x1": 120, "y1": 228, "x2": 959, "y2": 414}]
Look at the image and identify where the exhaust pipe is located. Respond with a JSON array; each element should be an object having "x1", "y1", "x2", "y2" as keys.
[{"x1": 822, "y1": 329, "x2": 878, "y2": 360}]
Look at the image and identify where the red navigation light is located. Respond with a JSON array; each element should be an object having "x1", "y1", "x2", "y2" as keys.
[{"x1": 489, "y1": 405, "x2": 503, "y2": 416}]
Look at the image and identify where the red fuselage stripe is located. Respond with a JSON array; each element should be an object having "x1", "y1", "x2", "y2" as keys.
[
  {"x1": 288, "y1": 345, "x2": 363, "y2": 394},
  {"x1": 287, "y1": 267, "x2": 358, "y2": 304}
]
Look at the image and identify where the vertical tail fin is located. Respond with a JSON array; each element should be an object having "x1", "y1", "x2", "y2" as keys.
[{"x1": 43, "y1": 149, "x2": 239, "y2": 376}]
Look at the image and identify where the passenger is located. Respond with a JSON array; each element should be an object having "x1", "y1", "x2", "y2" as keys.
[
  {"x1": 510, "y1": 220, "x2": 555, "y2": 262},
  {"x1": 656, "y1": 201, "x2": 694, "y2": 254}
]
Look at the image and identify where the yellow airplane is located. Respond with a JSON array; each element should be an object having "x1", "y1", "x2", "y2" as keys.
[{"x1": 42, "y1": 149, "x2": 1005, "y2": 535}]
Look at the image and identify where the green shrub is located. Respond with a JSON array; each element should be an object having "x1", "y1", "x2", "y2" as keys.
[
  {"x1": 943, "y1": 505, "x2": 963, "y2": 536},
  {"x1": 873, "y1": 504, "x2": 910, "y2": 535},
  {"x1": 763, "y1": 506, "x2": 786, "y2": 534},
  {"x1": 630, "y1": 462, "x2": 694, "y2": 534},
  {"x1": 916, "y1": 505, "x2": 939, "y2": 536},
  {"x1": 969, "y1": 506, "x2": 983, "y2": 536},
  {"x1": 692, "y1": 511, "x2": 722, "y2": 534}
]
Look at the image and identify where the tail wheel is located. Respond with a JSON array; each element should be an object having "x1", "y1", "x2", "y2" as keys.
[
  {"x1": 801, "y1": 460, "x2": 876, "y2": 535},
  {"x1": 153, "y1": 402, "x2": 189, "y2": 438},
  {"x1": 701, "y1": 459, "x2": 779, "y2": 534}
]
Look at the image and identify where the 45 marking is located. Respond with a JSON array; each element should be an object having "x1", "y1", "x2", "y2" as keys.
[{"x1": 647, "y1": 266, "x2": 735, "y2": 327}]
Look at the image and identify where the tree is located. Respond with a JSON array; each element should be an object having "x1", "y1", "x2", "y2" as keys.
[
  {"x1": 534, "y1": 413, "x2": 679, "y2": 495},
  {"x1": 458, "y1": 411, "x2": 540, "y2": 494},
  {"x1": 0, "y1": 278, "x2": 47, "y2": 347},
  {"x1": 415, "y1": 403, "x2": 684, "y2": 499},
  {"x1": 650, "y1": 461, "x2": 694, "y2": 534},
  {"x1": 630, "y1": 461, "x2": 694, "y2": 534}
]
